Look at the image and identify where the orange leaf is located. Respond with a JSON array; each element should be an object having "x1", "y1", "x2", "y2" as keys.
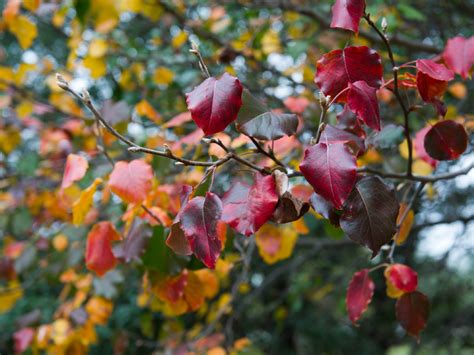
[
  {"x1": 395, "y1": 203, "x2": 414, "y2": 245},
  {"x1": 108, "y1": 160, "x2": 153, "y2": 204},
  {"x1": 61, "y1": 154, "x2": 88, "y2": 189},
  {"x1": 85, "y1": 222, "x2": 120, "y2": 276}
]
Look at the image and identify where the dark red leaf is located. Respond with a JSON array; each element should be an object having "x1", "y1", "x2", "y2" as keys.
[
  {"x1": 340, "y1": 176, "x2": 399, "y2": 256},
  {"x1": 180, "y1": 192, "x2": 223, "y2": 269},
  {"x1": 443, "y1": 36, "x2": 474, "y2": 80},
  {"x1": 315, "y1": 46, "x2": 383, "y2": 102},
  {"x1": 309, "y1": 193, "x2": 340, "y2": 226},
  {"x1": 416, "y1": 59, "x2": 454, "y2": 104},
  {"x1": 396, "y1": 291, "x2": 430, "y2": 340},
  {"x1": 347, "y1": 80, "x2": 380, "y2": 131},
  {"x1": 414, "y1": 126, "x2": 438, "y2": 168},
  {"x1": 299, "y1": 141, "x2": 357, "y2": 209},
  {"x1": 336, "y1": 105, "x2": 366, "y2": 138},
  {"x1": 221, "y1": 173, "x2": 279, "y2": 236},
  {"x1": 386, "y1": 264, "x2": 418, "y2": 293},
  {"x1": 330, "y1": 0, "x2": 365, "y2": 33},
  {"x1": 424, "y1": 120, "x2": 468, "y2": 161},
  {"x1": 166, "y1": 185, "x2": 193, "y2": 256},
  {"x1": 346, "y1": 269, "x2": 375, "y2": 324},
  {"x1": 320, "y1": 124, "x2": 365, "y2": 156},
  {"x1": 186, "y1": 72, "x2": 243, "y2": 135},
  {"x1": 86, "y1": 221, "x2": 120, "y2": 276}
]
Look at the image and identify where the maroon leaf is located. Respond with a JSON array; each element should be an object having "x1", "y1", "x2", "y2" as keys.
[
  {"x1": 396, "y1": 291, "x2": 430, "y2": 340},
  {"x1": 340, "y1": 176, "x2": 399, "y2": 256},
  {"x1": 346, "y1": 269, "x2": 375, "y2": 324},
  {"x1": 180, "y1": 192, "x2": 223, "y2": 269},
  {"x1": 315, "y1": 46, "x2": 383, "y2": 102},
  {"x1": 221, "y1": 173, "x2": 279, "y2": 236},
  {"x1": 330, "y1": 0, "x2": 366, "y2": 33},
  {"x1": 299, "y1": 141, "x2": 357, "y2": 209},
  {"x1": 424, "y1": 120, "x2": 468, "y2": 161},
  {"x1": 347, "y1": 80, "x2": 380, "y2": 131},
  {"x1": 443, "y1": 36, "x2": 474, "y2": 80},
  {"x1": 416, "y1": 59, "x2": 454, "y2": 110},
  {"x1": 166, "y1": 185, "x2": 193, "y2": 256},
  {"x1": 309, "y1": 193, "x2": 340, "y2": 226},
  {"x1": 337, "y1": 105, "x2": 366, "y2": 138},
  {"x1": 414, "y1": 126, "x2": 438, "y2": 168},
  {"x1": 320, "y1": 124, "x2": 365, "y2": 156},
  {"x1": 186, "y1": 72, "x2": 243, "y2": 135}
]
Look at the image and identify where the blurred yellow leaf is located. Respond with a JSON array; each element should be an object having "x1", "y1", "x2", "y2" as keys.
[
  {"x1": 83, "y1": 56, "x2": 107, "y2": 79},
  {"x1": 23, "y1": 0, "x2": 41, "y2": 12},
  {"x1": 72, "y1": 178, "x2": 102, "y2": 226},
  {"x1": 135, "y1": 99, "x2": 162, "y2": 123},
  {"x1": 85, "y1": 297, "x2": 114, "y2": 325},
  {"x1": 261, "y1": 29, "x2": 281, "y2": 54},
  {"x1": 394, "y1": 203, "x2": 414, "y2": 245},
  {"x1": 448, "y1": 82, "x2": 467, "y2": 99},
  {"x1": 255, "y1": 224, "x2": 298, "y2": 264},
  {"x1": 90, "y1": 0, "x2": 119, "y2": 33},
  {"x1": 172, "y1": 30, "x2": 188, "y2": 48},
  {"x1": 16, "y1": 100, "x2": 33, "y2": 119},
  {"x1": 412, "y1": 159, "x2": 433, "y2": 176},
  {"x1": 53, "y1": 234, "x2": 69, "y2": 252},
  {"x1": 51, "y1": 318, "x2": 71, "y2": 345},
  {"x1": 0, "y1": 280, "x2": 23, "y2": 313},
  {"x1": 0, "y1": 127, "x2": 21, "y2": 154},
  {"x1": 89, "y1": 38, "x2": 108, "y2": 57},
  {"x1": 8, "y1": 15, "x2": 37, "y2": 49},
  {"x1": 153, "y1": 66, "x2": 174, "y2": 86}
]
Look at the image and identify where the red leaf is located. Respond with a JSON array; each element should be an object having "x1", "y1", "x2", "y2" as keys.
[
  {"x1": 13, "y1": 327, "x2": 35, "y2": 353},
  {"x1": 330, "y1": 0, "x2": 366, "y2": 33},
  {"x1": 443, "y1": 36, "x2": 474, "y2": 80},
  {"x1": 320, "y1": 124, "x2": 365, "y2": 156},
  {"x1": 180, "y1": 192, "x2": 223, "y2": 269},
  {"x1": 315, "y1": 46, "x2": 383, "y2": 102},
  {"x1": 86, "y1": 221, "x2": 120, "y2": 276},
  {"x1": 61, "y1": 154, "x2": 88, "y2": 189},
  {"x1": 340, "y1": 176, "x2": 399, "y2": 256},
  {"x1": 284, "y1": 96, "x2": 310, "y2": 114},
  {"x1": 221, "y1": 173, "x2": 279, "y2": 236},
  {"x1": 396, "y1": 291, "x2": 430, "y2": 340},
  {"x1": 108, "y1": 160, "x2": 153, "y2": 204},
  {"x1": 299, "y1": 141, "x2": 357, "y2": 209},
  {"x1": 346, "y1": 269, "x2": 375, "y2": 324},
  {"x1": 386, "y1": 264, "x2": 418, "y2": 293},
  {"x1": 414, "y1": 127, "x2": 438, "y2": 168},
  {"x1": 186, "y1": 72, "x2": 243, "y2": 135},
  {"x1": 416, "y1": 59, "x2": 454, "y2": 103},
  {"x1": 347, "y1": 80, "x2": 380, "y2": 131},
  {"x1": 424, "y1": 120, "x2": 468, "y2": 161}
]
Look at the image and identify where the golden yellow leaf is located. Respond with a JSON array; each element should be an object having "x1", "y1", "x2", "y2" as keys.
[
  {"x1": 85, "y1": 297, "x2": 114, "y2": 325},
  {"x1": 0, "y1": 127, "x2": 21, "y2": 154},
  {"x1": 0, "y1": 280, "x2": 23, "y2": 313},
  {"x1": 72, "y1": 178, "x2": 102, "y2": 226},
  {"x1": 153, "y1": 66, "x2": 174, "y2": 85},
  {"x1": 16, "y1": 100, "x2": 33, "y2": 119},
  {"x1": 83, "y1": 56, "x2": 107, "y2": 79},
  {"x1": 172, "y1": 30, "x2": 188, "y2": 48},
  {"x1": 53, "y1": 234, "x2": 69, "y2": 252},
  {"x1": 395, "y1": 204, "x2": 414, "y2": 245},
  {"x1": 255, "y1": 224, "x2": 298, "y2": 265},
  {"x1": 8, "y1": 15, "x2": 37, "y2": 49},
  {"x1": 90, "y1": 0, "x2": 119, "y2": 33},
  {"x1": 89, "y1": 38, "x2": 108, "y2": 57},
  {"x1": 51, "y1": 318, "x2": 71, "y2": 345},
  {"x1": 23, "y1": 0, "x2": 41, "y2": 12},
  {"x1": 261, "y1": 29, "x2": 281, "y2": 54}
]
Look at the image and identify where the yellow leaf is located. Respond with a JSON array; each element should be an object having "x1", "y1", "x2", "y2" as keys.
[
  {"x1": 90, "y1": 0, "x2": 119, "y2": 33},
  {"x1": 85, "y1": 297, "x2": 114, "y2": 325},
  {"x1": 89, "y1": 38, "x2": 108, "y2": 57},
  {"x1": 0, "y1": 66, "x2": 15, "y2": 88},
  {"x1": 261, "y1": 29, "x2": 281, "y2": 54},
  {"x1": 255, "y1": 224, "x2": 298, "y2": 265},
  {"x1": 8, "y1": 15, "x2": 37, "y2": 49},
  {"x1": 0, "y1": 127, "x2": 21, "y2": 154},
  {"x1": 135, "y1": 99, "x2": 161, "y2": 123},
  {"x1": 72, "y1": 178, "x2": 102, "y2": 226},
  {"x1": 83, "y1": 56, "x2": 107, "y2": 79},
  {"x1": 172, "y1": 30, "x2": 188, "y2": 48},
  {"x1": 23, "y1": 0, "x2": 41, "y2": 12},
  {"x1": 0, "y1": 280, "x2": 23, "y2": 313},
  {"x1": 358, "y1": 148, "x2": 383, "y2": 166},
  {"x1": 51, "y1": 318, "x2": 71, "y2": 345},
  {"x1": 16, "y1": 100, "x2": 33, "y2": 119},
  {"x1": 153, "y1": 66, "x2": 174, "y2": 86},
  {"x1": 412, "y1": 159, "x2": 433, "y2": 176},
  {"x1": 395, "y1": 204, "x2": 414, "y2": 245},
  {"x1": 53, "y1": 234, "x2": 69, "y2": 252}
]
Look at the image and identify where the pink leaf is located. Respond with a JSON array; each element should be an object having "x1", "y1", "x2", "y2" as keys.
[
  {"x1": 414, "y1": 127, "x2": 438, "y2": 168},
  {"x1": 347, "y1": 80, "x2": 380, "y2": 131},
  {"x1": 61, "y1": 154, "x2": 88, "y2": 189},
  {"x1": 299, "y1": 141, "x2": 357, "y2": 209},
  {"x1": 346, "y1": 269, "x2": 375, "y2": 324},
  {"x1": 443, "y1": 36, "x2": 474, "y2": 80},
  {"x1": 108, "y1": 160, "x2": 153, "y2": 204},
  {"x1": 186, "y1": 72, "x2": 243, "y2": 135},
  {"x1": 221, "y1": 173, "x2": 279, "y2": 236},
  {"x1": 13, "y1": 327, "x2": 35, "y2": 353},
  {"x1": 330, "y1": 0, "x2": 366, "y2": 33}
]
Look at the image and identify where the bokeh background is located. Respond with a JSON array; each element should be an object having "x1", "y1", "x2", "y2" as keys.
[{"x1": 0, "y1": 0, "x2": 473, "y2": 354}]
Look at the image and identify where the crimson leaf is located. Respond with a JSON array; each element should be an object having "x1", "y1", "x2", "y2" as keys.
[
  {"x1": 221, "y1": 173, "x2": 279, "y2": 236},
  {"x1": 315, "y1": 46, "x2": 383, "y2": 102},
  {"x1": 346, "y1": 269, "x2": 375, "y2": 324},
  {"x1": 347, "y1": 80, "x2": 380, "y2": 131},
  {"x1": 320, "y1": 124, "x2": 365, "y2": 156},
  {"x1": 396, "y1": 291, "x2": 430, "y2": 340},
  {"x1": 386, "y1": 264, "x2": 418, "y2": 293},
  {"x1": 180, "y1": 192, "x2": 223, "y2": 269},
  {"x1": 340, "y1": 176, "x2": 399, "y2": 256},
  {"x1": 330, "y1": 0, "x2": 366, "y2": 33},
  {"x1": 424, "y1": 120, "x2": 468, "y2": 161},
  {"x1": 186, "y1": 72, "x2": 243, "y2": 135},
  {"x1": 299, "y1": 141, "x2": 357, "y2": 209}
]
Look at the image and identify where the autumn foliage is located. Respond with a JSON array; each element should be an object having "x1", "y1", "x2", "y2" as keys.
[{"x1": 0, "y1": 0, "x2": 473, "y2": 353}]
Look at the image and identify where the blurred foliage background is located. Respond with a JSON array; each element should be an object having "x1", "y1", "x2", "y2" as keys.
[{"x1": 0, "y1": 0, "x2": 473, "y2": 354}]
